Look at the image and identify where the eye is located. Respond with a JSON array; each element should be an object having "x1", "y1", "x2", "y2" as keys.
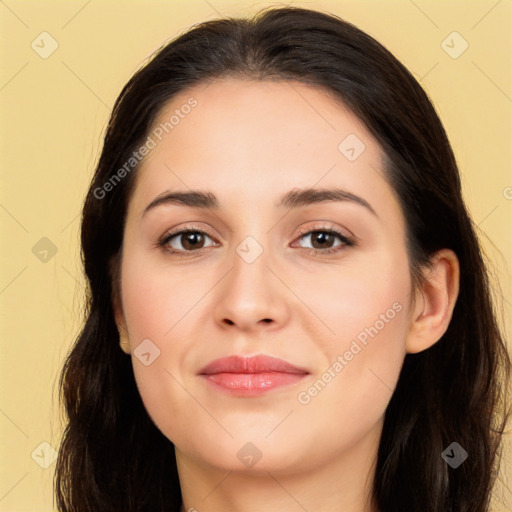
[
  {"x1": 158, "y1": 228, "x2": 218, "y2": 255},
  {"x1": 292, "y1": 227, "x2": 355, "y2": 256},
  {"x1": 157, "y1": 224, "x2": 356, "y2": 257}
]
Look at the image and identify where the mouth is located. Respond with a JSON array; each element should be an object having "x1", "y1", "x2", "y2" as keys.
[{"x1": 198, "y1": 355, "x2": 309, "y2": 396}]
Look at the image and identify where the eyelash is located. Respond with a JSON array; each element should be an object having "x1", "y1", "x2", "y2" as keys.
[{"x1": 157, "y1": 224, "x2": 356, "y2": 258}]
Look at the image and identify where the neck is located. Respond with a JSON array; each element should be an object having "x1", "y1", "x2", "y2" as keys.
[{"x1": 176, "y1": 421, "x2": 381, "y2": 512}]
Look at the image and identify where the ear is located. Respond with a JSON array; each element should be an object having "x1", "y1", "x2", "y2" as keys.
[
  {"x1": 406, "y1": 249, "x2": 460, "y2": 354},
  {"x1": 111, "y1": 260, "x2": 131, "y2": 355},
  {"x1": 113, "y1": 295, "x2": 131, "y2": 355}
]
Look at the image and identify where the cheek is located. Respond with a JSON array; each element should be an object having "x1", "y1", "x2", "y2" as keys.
[
  {"x1": 119, "y1": 252, "x2": 214, "y2": 442},
  {"x1": 120, "y1": 253, "x2": 207, "y2": 344},
  {"x1": 292, "y1": 246, "x2": 412, "y2": 354},
  {"x1": 290, "y1": 250, "x2": 411, "y2": 424}
]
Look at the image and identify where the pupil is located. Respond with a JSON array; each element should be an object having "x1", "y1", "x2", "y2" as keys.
[
  {"x1": 184, "y1": 233, "x2": 202, "y2": 249},
  {"x1": 314, "y1": 232, "x2": 331, "y2": 248}
]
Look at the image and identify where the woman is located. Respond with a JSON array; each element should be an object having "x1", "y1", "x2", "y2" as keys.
[{"x1": 55, "y1": 6, "x2": 510, "y2": 512}]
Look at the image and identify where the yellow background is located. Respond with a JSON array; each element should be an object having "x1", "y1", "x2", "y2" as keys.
[{"x1": 0, "y1": 0, "x2": 510, "y2": 510}]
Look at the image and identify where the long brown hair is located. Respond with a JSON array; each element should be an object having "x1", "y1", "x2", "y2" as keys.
[{"x1": 55, "y1": 6, "x2": 510, "y2": 511}]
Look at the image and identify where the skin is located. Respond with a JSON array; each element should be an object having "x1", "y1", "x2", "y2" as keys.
[{"x1": 114, "y1": 78, "x2": 459, "y2": 512}]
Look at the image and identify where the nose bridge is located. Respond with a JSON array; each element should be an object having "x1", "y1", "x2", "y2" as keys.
[
  {"x1": 229, "y1": 230, "x2": 273, "y2": 293},
  {"x1": 225, "y1": 199, "x2": 274, "y2": 271},
  {"x1": 212, "y1": 222, "x2": 288, "y2": 329}
]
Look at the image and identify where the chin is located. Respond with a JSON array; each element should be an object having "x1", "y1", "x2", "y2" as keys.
[{"x1": 176, "y1": 433, "x2": 306, "y2": 475}]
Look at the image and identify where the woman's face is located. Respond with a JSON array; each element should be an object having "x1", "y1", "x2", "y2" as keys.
[{"x1": 115, "y1": 77, "x2": 415, "y2": 474}]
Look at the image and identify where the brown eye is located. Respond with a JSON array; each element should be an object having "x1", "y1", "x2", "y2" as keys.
[
  {"x1": 160, "y1": 230, "x2": 217, "y2": 252},
  {"x1": 304, "y1": 231, "x2": 338, "y2": 250},
  {"x1": 295, "y1": 229, "x2": 354, "y2": 254},
  {"x1": 177, "y1": 232, "x2": 207, "y2": 251}
]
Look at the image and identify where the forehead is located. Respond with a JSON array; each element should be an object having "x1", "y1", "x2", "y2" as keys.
[
  {"x1": 127, "y1": 77, "x2": 403, "y2": 226},
  {"x1": 150, "y1": 77, "x2": 371, "y2": 162}
]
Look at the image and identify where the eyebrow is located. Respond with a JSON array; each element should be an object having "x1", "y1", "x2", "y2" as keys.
[{"x1": 142, "y1": 187, "x2": 377, "y2": 217}]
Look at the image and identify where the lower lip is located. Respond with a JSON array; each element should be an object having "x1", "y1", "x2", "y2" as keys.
[{"x1": 201, "y1": 372, "x2": 308, "y2": 396}]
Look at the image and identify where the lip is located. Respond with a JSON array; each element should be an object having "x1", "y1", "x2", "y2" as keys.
[{"x1": 198, "y1": 355, "x2": 309, "y2": 396}]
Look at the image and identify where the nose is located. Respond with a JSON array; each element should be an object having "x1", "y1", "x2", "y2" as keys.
[{"x1": 213, "y1": 243, "x2": 290, "y2": 333}]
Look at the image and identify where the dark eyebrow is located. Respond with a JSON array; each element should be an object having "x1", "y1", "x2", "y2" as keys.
[
  {"x1": 143, "y1": 191, "x2": 218, "y2": 216},
  {"x1": 142, "y1": 187, "x2": 377, "y2": 217},
  {"x1": 278, "y1": 187, "x2": 377, "y2": 216}
]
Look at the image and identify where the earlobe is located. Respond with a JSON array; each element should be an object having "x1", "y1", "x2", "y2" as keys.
[
  {"x1": 406, "y1": 249, "x2": 460, "y2": 354},
  {"x1": 116, "y1": 312, "x2": 131, "y2": 355},
  {"x1": 112, "y1": 282, "x2": 131, "y2": 355},
  {"x1": 119, "y1": 334, "x2": 131, "y2": 355}
]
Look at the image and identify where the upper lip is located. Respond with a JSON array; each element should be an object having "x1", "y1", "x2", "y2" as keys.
[{"x1": 198, "y1": 355, "x2": 309, "y2": 375}]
